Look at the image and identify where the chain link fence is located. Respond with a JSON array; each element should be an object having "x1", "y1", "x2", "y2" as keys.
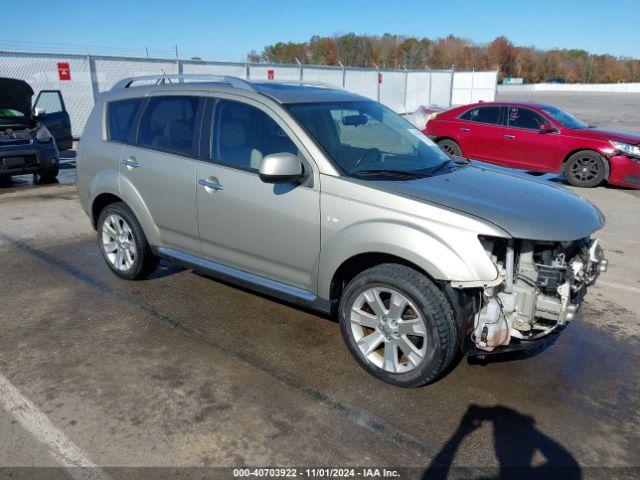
[{"x1": 0, "y1": 50, "x2": 497, "y2": 137}]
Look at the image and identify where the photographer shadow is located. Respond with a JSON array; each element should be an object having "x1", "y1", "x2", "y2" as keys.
[{"x1": 423, "y1": 405, "x2": 581, "y2": 480}]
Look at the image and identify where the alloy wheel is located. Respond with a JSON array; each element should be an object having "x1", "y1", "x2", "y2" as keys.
[
  {"x1": 570, "y1": 156, "x2": 600, "y2": 183},
  {"x1": 440, "y1": 144, "x2": 455, "y2": 156},
  {"x1": 350, "y1": 287, "x2": 428, "y2": 374},
  {"x1": 101, "y1": 214, "x2": 136, "y2": 271}
]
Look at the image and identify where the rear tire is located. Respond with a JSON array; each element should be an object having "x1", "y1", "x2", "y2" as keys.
[
  {"x1": 338, "y1": 264, "x2": 458, "y2": 387},
  {"x1": 564, "y1": 151, "x2": 605, "y2": 188},
  {"x1": 97, "y1": 202, "x2": 159, "y2": 280},
  {"x1": 437, "y1": 139, "x2": 462, "y2": 157}
]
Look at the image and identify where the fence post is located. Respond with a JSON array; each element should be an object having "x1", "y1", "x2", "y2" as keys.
[
  {"x1": 449, "y1": 64, "x2": 456, "y2": 107},
  {"x1": 245, "y1": 63, "x2": 250, "y2": 80},
  {"x1": 339, "y1": 62, "x2": 346, "y2": 87},
  {"x1": 87, "y1": 55, "x2": 100, "y2": 102},
  {"x1": 296, "y1": 58, "x2": 303, "y2": 80},
  {"x1": 177, "y1": 59, "x2": 183, "y2": 82},
  {"x1": 374, "y1": 64, "x2": 380, "y2": 102},
  {"x1": 403, "y1": 66, "x2": 408, "y2": 112},
  {"x1": 470, "y1": 68, "x2": 474, "y2": 104},
  {"x1": 427, "y1": 66, "x2": 432, "y2": 106}
]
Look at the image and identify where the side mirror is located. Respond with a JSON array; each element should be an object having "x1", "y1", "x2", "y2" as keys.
[
  {"x1": 34, "y1": 107, "x2": 46, "y2": 117},
  {"x1": 259, "y1": 152, "x2": 304, "y2": 184},
  {"x1": 539, "y1": 123, "x2": 556, "y2": 134}
]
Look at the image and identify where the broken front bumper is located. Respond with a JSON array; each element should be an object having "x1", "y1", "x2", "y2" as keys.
[{"x1": 460, "y1": 238, "x2": 608, "y2": 355}]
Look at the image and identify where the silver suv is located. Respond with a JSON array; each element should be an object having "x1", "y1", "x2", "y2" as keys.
[{"x1": 77, "y1": 75, "x2": 607, "y2": 387}]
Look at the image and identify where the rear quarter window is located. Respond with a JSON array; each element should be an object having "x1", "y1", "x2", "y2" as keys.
[{"x1": 107, "y1": 98, "x2": 142, "y2": 142}]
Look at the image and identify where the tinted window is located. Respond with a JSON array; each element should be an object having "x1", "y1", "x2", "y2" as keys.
[
  {"x1": 507, "y1": 107, "x2": 546, "y2": 130},
  {"x1": 138, "y1": 96, "x2": 200, "y2": 155},
  {"x1": 212, "y1": 100, "x2": 298, "y2": 171},
  {"x1": 108, "y1": 98, "x2": 142, "y2": 142},
  {"x1": 460, "y1": 106, "x2": 501, "y2": 124}
]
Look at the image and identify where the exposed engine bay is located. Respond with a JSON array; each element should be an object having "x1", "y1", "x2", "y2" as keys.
[
  {"x1": 0, "y1": 122, "x2": 38, "y2": 141},
  {"x1": 463, "y1": 237, "x2": 607, "y2": 352}
]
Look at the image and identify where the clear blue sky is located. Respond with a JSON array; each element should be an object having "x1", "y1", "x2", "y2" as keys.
[{"x1": 3, "y1": 0, "x2": 637, "y2": 61}]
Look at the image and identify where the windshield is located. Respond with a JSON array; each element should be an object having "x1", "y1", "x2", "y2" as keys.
[
  {"x1": 287, "y1": 101, "x2": 452, "y2": 177},
  {"x1": 0, "y1": 108, "x2": 25, "y2": 118},
  {"x1": 540, "y1": 105, "x2": 589, "y2": 129}
]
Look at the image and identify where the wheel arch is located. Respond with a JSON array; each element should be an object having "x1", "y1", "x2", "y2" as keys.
[
  {"x1": 329, "y1": 252, "x2": 436, "y2": 305},
  {"x1": 91, "y1": 193, "x2": 123, "y2": 227}
]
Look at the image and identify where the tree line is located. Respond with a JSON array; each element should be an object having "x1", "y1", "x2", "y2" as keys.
[{"x1": 247, "y1": 34, "x2": 640, "y2": 84}]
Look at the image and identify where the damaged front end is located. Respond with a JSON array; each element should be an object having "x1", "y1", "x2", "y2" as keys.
[{"x1": 455, "y1": 236, "x2": 608, "y2": 354}]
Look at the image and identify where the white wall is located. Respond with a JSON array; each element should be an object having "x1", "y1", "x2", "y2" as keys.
[
  {"x1": 452, "y1": 71, "x2": 499, "y2": 105},
  {"x1": 498, "y1": 82, "x2": 640, "y2": 93}
]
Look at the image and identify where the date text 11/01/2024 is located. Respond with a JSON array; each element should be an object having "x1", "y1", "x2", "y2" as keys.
[{"x1": 233, "y1": 468, "x2": 401, "y2": 478}]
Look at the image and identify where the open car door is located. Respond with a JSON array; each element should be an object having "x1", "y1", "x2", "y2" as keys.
[{"x1": 33, "y1": 90, "x2": 73, "y2": 151}]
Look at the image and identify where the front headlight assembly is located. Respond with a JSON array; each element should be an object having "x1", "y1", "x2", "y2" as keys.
[
  {"x1": 609, "y1": 140, "x2": 640, "y2": 160},
  {"x1": 36, "y1": 126, "x2": 53, "y2": 144}
]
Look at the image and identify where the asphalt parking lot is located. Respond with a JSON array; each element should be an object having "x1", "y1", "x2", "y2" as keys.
[{"x1": 1, "y1": 94, "x2": 639, "y2": 479}]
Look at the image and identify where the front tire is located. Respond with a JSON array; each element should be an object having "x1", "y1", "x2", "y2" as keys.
[
  {"x1": 97, "y1": 202, "x2": 159, "y2": 280},
  {"x1": 339, "y1": 264, "x2": 458, "y2": 387},
  {"x1": 437, "y1": 139, "x2": 462, "y2": 157},
  {"x1": 37, "y1": 166, "x2": 59, "y2": 183},
  {"x1": 564, "y1": 151, "x2": 606, "y2": 188}
]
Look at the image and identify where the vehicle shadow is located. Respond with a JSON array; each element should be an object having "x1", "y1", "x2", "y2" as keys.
[{"x1": 422, "y1": 404, "x2": 581, "y2": 480}]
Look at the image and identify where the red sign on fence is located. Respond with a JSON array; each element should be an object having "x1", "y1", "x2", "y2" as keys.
[
  {"x1": 378, "y1": 72, "x2": 383, "y2": 84},
  {"x1": 57, "y1": 62, "x2": 71, "y2": 81},
  {"x1": 267, "y1": 69, "x2": 275, "y2": 80}
]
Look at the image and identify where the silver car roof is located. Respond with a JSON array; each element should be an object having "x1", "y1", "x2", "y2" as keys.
[{"x1": 107, "y1": 75, "x2": 370, "y2": 104}]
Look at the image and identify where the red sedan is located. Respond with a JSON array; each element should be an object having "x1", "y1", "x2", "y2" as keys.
[{"x1": 425, "y1": 101, "x2": 640, "y2": 189}]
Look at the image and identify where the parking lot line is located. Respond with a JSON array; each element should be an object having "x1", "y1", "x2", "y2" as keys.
[{"x1": 0, "y1": 372, "x2": 110, "y2": 480}]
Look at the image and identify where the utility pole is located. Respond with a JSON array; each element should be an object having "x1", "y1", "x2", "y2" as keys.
[
  {"x1": 145, "y1": 47, "x2": 149, "y2": 59},
  {"x1": 174, "y1": 45, "x2": 179, "y2": 60}
]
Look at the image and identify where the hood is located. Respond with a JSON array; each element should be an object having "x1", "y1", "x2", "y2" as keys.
[
  {"x1": 566, "y1": 127, "x2": 640, "y2": 145},
  {"x1": 367, "y1": 165, "x2": 605, "y2": 241},
  {"x1": 0, "y1": 78, "x2": 34, "y2": 117}
]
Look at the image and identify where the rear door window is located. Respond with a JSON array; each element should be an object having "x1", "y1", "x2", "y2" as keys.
[
  {"x1": 137, "y1": 96, "x2": 202, "y2": 155},
  {"x1": 507, "y1": 107, "x2": 546, "y2": 130},
  {"x1": 107, "y1": 98, "x2": 142, "y2": 143},
  {"x1": 459, "y1": 106, "x2": 501, "y2": 125}
]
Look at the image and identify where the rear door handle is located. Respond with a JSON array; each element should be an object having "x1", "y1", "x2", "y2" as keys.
[
  {"x1": 460, "y1": 127, "x2": 470, "y2": 132},
  {"x1": 122, "y1": 157, "x2": 141, "y2": 169},
  {"x1": 504, "y1": 134, "x2": 516, "y2": 139},
  {"x1": 198, "y1": 178, "x2": 224, "y2": 191}
]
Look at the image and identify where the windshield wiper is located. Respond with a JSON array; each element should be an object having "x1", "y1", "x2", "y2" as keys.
[
  {"x1": 349, "y1": 169, "x2": 425, "y2": 179},
  {"x1": 427, "y1": 160, "x2": 454, "y2": 175}
]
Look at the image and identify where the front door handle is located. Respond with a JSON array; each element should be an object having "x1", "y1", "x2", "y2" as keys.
[
  {"x1": 460, "y1": 127, "x2": 470, "y2": 132},
  {"x1": 504, "y1": 134, "x2": 516, "y2": 139},
  {"x1": 122, "y1": 157, "x2": 141, "y2": 169},
  {"x1": 198, "y1": 178, "x2": 224, "y2": 191}
]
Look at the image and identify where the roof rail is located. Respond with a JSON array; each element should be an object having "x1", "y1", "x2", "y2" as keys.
[{"x1": 110, "y1": 74, "x2": 256, "y2": 92}]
